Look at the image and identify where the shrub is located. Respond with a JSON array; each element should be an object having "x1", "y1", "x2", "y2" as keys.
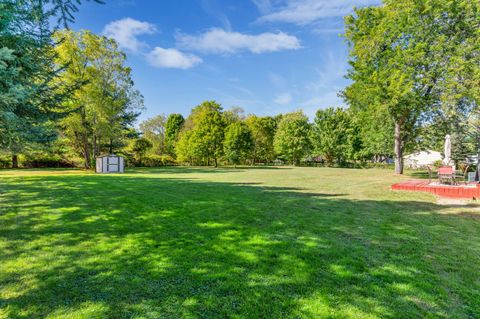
[
  {"x1": 0, "y1": 156, "x2": 11, "y2": 168},
  {"x1": 141, "y1": 154, "x2": 176, "y2": 167},
  {"x1": 432, "y1": 160, "x2": 443, "y2": 168},
  {"x1": 22, "y1": 154, "x2": 74, "y2": 168},
  {"x1": 362, "y1": 162, "x2": 395, "y2": 169}
]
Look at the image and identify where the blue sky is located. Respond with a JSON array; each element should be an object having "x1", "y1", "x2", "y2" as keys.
[{"x1": 73, "y1": 0, "x2": 380, "y2": 122}]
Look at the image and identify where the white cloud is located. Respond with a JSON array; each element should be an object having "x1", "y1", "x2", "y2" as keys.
[
  {"x1": 255, "y1": 0, "x2": 381, "y2": 25},
  {"x1": 103, "y1": 18, "x2": 156, "y2": 52},
  {"x1": 176, "y1": 28, "x2": 301, "y2": 54},
  {"x1": 251, "y1": 0, "x2": 274, "y2": 14},
  {"x1": 146, "y1": 47, "x2": 202, "y2": 69},
  {"x1": 274, "y1": 92, "x2": 293, "y2": 105}
]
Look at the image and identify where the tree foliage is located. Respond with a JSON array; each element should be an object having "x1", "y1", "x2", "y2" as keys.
[
  {"x1": 53, "y1": 30, "x2": 143, "y2": 168},
  {"x1": 130, "y1": 137, "x2": 152, "y2": 166},
  {"x1": 245, "y1": 115, "x2": 277, "y2": 163},
  {"x1": 223, "y1": 106, "x2": 245, "y2": 126},
  {"x1": 0, "y1": 0, "x2": 104, "y2": 167},
  {"x1": 223, "y1": 122, "x2": 253, "y2": 165},
  {"x1": 3, "y1": 0, "x2": 478, "y2": 171},
  {"x1": 0, "y1": 2, "x2": 59, "y2": 166},
  {"x1": 352, "y1": 107, "x2": 393, "y2": 161},
  {"x1": 140, "y1": 115, "x2": 167, "y2": 155},
  {"x1": 343, "y1": 0, "x2": 479, "y2": 173},
  {"x1": 312, "y1": 108, "x2": 359, "y2": 164},
  {"x1": 274, "y1": 111, "x2": 311, "y2": 165},
  {"x1": 176, "y1": 101, "x2": 225, "y2": 166},
  {"x1": 165, "y1": 113, "x2": 185, "y2": 156}
]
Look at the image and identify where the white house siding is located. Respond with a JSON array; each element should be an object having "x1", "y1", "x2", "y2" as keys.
[{"x1": 404, "y1": 150, "x2": 442, "y2": 168}]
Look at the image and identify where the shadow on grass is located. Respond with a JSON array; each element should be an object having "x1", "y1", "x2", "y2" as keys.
[
  {"x1": 126, "y1": 166, "x2": 292, "y2": 175},
  {"x1": 0, "y1": 173, "x2": 479, "y2": 318},
  {"x1": 406, "y1": 170, "x2": 431, "y2": 179}
]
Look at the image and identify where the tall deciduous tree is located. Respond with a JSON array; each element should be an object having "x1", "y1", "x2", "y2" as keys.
[
  {"x1": 176, "y1": 129, "x2": 195, "y2": 165},
  {"x1": 165, "y1": 113, "x2": 185, "y2": 156},
  {"x1": 223, "y1": 106, "x2": 245, "y2": 126},
  {"x1": 54, "y1": 30, "x2": 143, "y2": 168},
  {"x1": 223, "y1": 122, "x2": 253, "y2": 166},
  {"x1": 343, "y1": 0, "x2": 479, "y2": 174},
  {"x1": 352, "y1": 107, "x2": 393, "y2": 162},
  {"x1": 274, "y1": 111, "x2": 311, "y2": 165},
  {"x1": 312, "y1": 107, "x2": 357, "y2": 164},
  {"x1": 176, "y1": 101, "x2": 225, "y2": 167},
  {"x1": 140, "y1": 115, "x2": 167, "y2": 155},
  {"x1": 245, "y1": 115, "x2": 277, "y2": 164}
]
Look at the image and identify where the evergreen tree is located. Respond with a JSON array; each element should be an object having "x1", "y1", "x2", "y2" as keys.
[{"x1": 0, "y1": 0, "x2": 103, "y2": 167}]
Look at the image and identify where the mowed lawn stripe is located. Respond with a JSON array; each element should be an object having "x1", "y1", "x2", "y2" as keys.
[{"x1": 0, "y1": 167, "x2": 479, "y2": 318}]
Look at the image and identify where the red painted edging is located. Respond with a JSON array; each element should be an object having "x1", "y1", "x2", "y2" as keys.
[{"x1": 391, "y1": 180, "x2": 480, "y2": 199}]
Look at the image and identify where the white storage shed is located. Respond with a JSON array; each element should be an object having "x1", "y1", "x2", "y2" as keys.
[{"x1": 96, "y1": 155, "x2": 125, "y2": 173}]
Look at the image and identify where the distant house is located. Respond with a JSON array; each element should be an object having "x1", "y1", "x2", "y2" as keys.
[{"x1": 404, "y1": 150, "x2": 442, "y2": 169}]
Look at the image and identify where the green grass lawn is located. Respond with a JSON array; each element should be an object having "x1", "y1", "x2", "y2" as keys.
[{"x1": 1, "y1": 167, "x2": 479, "y2": 318}]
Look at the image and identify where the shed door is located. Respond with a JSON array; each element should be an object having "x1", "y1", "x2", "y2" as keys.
[{"x1": 107, "y1": 157, "x2": 119, "y2": 172}]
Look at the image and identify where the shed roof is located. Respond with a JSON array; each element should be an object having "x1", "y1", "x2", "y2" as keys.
[{"x1": 96, "y1": 154, "x2": 123, "y2": 158}]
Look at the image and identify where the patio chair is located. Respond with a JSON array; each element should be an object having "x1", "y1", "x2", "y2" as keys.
[{"x1": 437, "y1": 166, "x2": 463, "y2": 185}]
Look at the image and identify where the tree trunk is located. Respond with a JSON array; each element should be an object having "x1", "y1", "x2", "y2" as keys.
[
  {"x1": 93, "y1": 134, "x2": 98, "y2": 158},
  {"x1": 80, "y1": 107, "x2": 91, "y2": 169},
  {"x1": 214, "y1": 157, "x2": 218, "y2": 168},
  {"x1": 394, "y1": 121, "x2": 404, "y2": 174},
  {"x1": 12, "y1": 154, "x2": 18, "y2": 168},
  {"x1": 83, "y1": 136, "x2": 91, "y2": 169},
  {"x1": 109, "y1": 138, "x2": 113, "y2": 154}
]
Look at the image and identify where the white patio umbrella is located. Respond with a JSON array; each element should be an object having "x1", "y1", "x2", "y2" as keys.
[{"x1": 444, "y1": 134, "x2": 451, "y2": 166}]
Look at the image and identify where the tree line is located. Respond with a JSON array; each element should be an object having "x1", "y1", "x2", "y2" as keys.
[
  {"x1": 135, "y1": 103, "x2": 388, "y2": 168},
  {"x1": 1, "y1": 0, "x2": 478, "y2": 174}
]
